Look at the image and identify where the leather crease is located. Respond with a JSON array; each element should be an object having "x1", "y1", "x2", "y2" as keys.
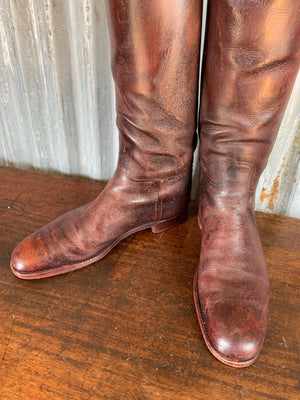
[
  {"x1": 10, "y1": 0, "x2": 202, "y2": 279},
  {"x1": 194, "y1": 0, "x2": 300, "y2": 367}
]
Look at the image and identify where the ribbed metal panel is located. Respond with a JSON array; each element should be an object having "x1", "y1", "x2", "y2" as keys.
[
  {"x1": 256, "y1": 71, "x2": 300, "y2": 218},
  {"x1": 0, "y1": 0, "x2": 118, "y2": 180},
  {"x1": 0, "y1": 0, "x2": 299, "y2": 217}
]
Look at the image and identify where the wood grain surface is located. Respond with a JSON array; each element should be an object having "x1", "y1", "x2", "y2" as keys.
[{"x1": 0, "y1": 167, "x2": 299, "y2": 400}]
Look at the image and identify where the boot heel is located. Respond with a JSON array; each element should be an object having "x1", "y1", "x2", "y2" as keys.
[{"x1": 151, "y1": 213, "x2": 187, "y2": 234}]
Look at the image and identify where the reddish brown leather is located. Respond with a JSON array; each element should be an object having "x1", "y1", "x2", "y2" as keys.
[
  {"x1": 11, "y1": 0, "x2": 202, "y2": 279},
  {"x1": 194, "y1": 0, "x2": 300, "y2": 367},
  {"x1": 106, "y1": 0, "x2": 201, "y2": 181}
]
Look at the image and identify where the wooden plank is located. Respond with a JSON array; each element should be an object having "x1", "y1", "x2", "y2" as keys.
[{"x1": 0, "y1": 167, "x2": 299, "y2": 400}]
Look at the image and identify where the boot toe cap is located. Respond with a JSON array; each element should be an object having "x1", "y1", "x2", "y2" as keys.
[
  {"x1": 11, "y1": 253, "x2": 27, "y2": 275},
  {"x1": 210, "y1": 330, "x2": 262, "y2": 367},
  {"x1": 10, "y1": 235, "x2": 49, "y2": 278},
  {"x1": 201, "y1": 303, "x2": 268, "y2": 367}
]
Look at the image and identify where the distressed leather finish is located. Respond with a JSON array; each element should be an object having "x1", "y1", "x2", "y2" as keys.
[
  {"x1": 194, "y1": 0, "x2": 300, "y2": 367},
  {"x1": 11, "y1": 0, "x2": 202, "y2": 279}
]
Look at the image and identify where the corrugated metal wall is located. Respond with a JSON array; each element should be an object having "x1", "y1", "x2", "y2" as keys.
[
  {"x1": 0, "y1": 0, "x2": 118, "y2": 180},
  {"x1": 0, "y1": 0, "x2": 299, "y2": 217}
]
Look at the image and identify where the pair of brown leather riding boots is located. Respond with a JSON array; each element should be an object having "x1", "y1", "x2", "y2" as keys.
[{"x1": 10, "y1": 1, "x2": 300, "y2": 368}]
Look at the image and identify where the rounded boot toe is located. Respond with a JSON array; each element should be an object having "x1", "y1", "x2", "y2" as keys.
[
  {"x1": 10, "y1": 235, "x2": 48, "y2": 279},
  {"x1": 202, "y1": 303, "x2": 267, "y2": 367},
  {"x1": 209, "y1": 331, "x2": 262, "y2": 367}
]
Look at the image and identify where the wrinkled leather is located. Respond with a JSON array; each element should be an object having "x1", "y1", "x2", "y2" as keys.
[
  {"x1": 11, "y1": 0, "x2": 202, "y2": 279},
  {"x1": 194, "y1": 0, "x2": 300, "y2": 367}
]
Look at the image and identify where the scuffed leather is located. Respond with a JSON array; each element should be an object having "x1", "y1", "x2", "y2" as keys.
[
  {"x1": 11, "y1": 167, "x2": 191, "y2": 278},
  {"x1": 195, "y1": 0, "x2": 300, "y2": 367},
  {"x1": 11, "y1": 0, "x2": 202, "y2": 279}
]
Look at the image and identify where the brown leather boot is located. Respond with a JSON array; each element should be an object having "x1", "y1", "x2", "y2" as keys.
[
  {"x1": 194, "y1": 0, "x2": 300, "y2": 367},
  {"x1": 11, "y1": 0, "x2": 202, "y2": 279}
]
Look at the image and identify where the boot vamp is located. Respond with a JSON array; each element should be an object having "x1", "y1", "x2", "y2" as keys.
[
  {"x1": 11, "y1": 176, "x2": 158, "y2": 275},
  {"x1": 197, "y1": 212, "x2": 269, "y2": 364}
]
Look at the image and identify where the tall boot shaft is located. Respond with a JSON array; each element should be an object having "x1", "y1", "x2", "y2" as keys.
[
  {"x1": 199, "y1": 0, "x2": 300, "y2": 208},
  {"x1": 11, "y1": 1, "x2": 202, "y2": 279},
  {"x1": 194, "y1": 0, "x2": 300, "y2": 367},
  {"x1": 105, "y1": 0, "x2": 202, "y2": 180}
]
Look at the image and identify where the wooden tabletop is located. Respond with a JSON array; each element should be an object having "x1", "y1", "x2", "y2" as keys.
[{"x1": 0, "y1": 167, "x2": 299, "y2": 400}]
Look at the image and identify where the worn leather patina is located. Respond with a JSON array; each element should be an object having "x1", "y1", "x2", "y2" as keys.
[
  {"x1": 11, "y1": 0, "x2": 202, "y2": 279},
  {"x1": 194, "y1": 0, "x2": 300, "y2": 367},
  {"x1": 10, "y1": 0, "x2": 300, "y2": 369}
]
